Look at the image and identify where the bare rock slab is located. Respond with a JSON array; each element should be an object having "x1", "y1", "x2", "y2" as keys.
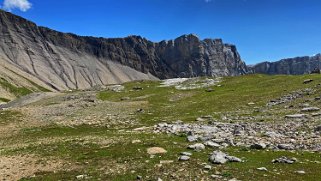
[{"x1": 147, "y1": 147, "x2": 167, "y2": 155}]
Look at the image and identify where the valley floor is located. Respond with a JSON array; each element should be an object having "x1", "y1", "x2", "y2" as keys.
[{"x1": 0, "y1": 74, "x2": 321, "y2": 181}]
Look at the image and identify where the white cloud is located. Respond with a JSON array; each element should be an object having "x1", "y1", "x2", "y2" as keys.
[{"x1": 2, "y1": 0, "x2": 32, "y2": 12}]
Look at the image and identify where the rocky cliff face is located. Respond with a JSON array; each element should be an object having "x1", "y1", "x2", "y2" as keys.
[
  {"x1": 0, "y1": 10, "x2": 247, "y2": 90},
  {"x1": 252, "y1": 54, "x2": 321, "y2": 75}
]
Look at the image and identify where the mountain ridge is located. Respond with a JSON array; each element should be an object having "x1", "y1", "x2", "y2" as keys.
[
  {"x1": 0, "y1": 9, "x2": 248, "y2": 92},
  {"x1": 251, "y1": 54, "x2": 321, "y2": 75}
]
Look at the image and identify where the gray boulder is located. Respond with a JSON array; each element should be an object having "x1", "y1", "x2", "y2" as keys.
[
  {"x1": 188, "y1": 143, "x2": 205, "y2": 151},
  {"x1": 250, "y1": 142, "x2": 267, "y2": 150}
]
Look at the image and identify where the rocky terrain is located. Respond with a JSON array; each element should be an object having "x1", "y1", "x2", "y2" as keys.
[
  {"x1": 0, "y1": 74, "x2": 321, "y2": 180},
  {"x1": 0, "y1": 10, "x2": 247, "y2": 91},
  {"x1": 251, "y1": 54, "x2": 321, "y2": 75},
  {"x1": 1, "y1": 8, "x2": 321, "y2": 181}
]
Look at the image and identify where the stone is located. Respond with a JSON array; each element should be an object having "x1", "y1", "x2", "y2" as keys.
[
  {"x1": 248, "y1": 102, "x2": 255, "y2": 106},
  {"x1": 137, "y1": 175, "x2": 143, "y2": 180},
  {"x1": 303, "y1": 79, "x2": 314, "y2": 84},
  {"x1": 277, "y1": 144, "x2": 294, "y2": 150},
  {"x1": 209, "y1": 151, "x2": 227, "y2": 164},
  {"x1": 257, "y1": 167, "x2": 268, "y2": 171},
  {"x1": 228, "y1": 179, "x2": 241, "y2": 181},
  {"x1": 76, "y1": 175, "x2": 86, "y2": 180},
  {"x1": 226, "y1": 156, "x2": 242, "y2": 162},
  {"x1": 250, "y1": 142, "x2": 267, "y2": 150},
  {"x1": 264, "y1": 131, "x2": 283, "y2": 138},
  {"x1": 204, "y1": 141, "x2": 221, "y2": 148},
  {"x1": 312, "y1": 113, "x2": 321, "y2": 117},
  {"x1": 157, "y1": 178, "x2": 163, "y2": 181},
  {"x1": 301, "y1": 107, "x2": 320, "y2": 112},
  {"x1": 121, "y1": 97, "x2": 130, "y2": 101},
  {"x1": 272, "y1": 156, "x2": 297, "y2": 164},
  {"x1": 285, "y1": 114, "x2": 307, "y2": 119},
  {"x1": 180, "y1": 152, "x2": 192, "y2": 156},
  {"x1": 188, "y1": 143, "x2": 205, "y2": 151},
  {"x1": 204, "y1": 165, "x2": 212, "y2": 170},
  {"x1": 315, "y1": 125, "x2": 321, "y2": 132},
  {"x1": 133, "y1": 86, "x2": 143, "y2": 90},
  {"x1": 131, "y1": 140, "x2": 142, "y2": 144},
  {"x1": 179, "y1": 155, "x2": 190, "y2": 161},
  {"x1": 187, "y1": 135, "x2": 198, "y2": 142},
  {"x1": 295, "y1": 170, "x2": 305, "y2": 174},
  {"x1": 211, "y1": 175, "x2": 222, "y2": 179},
  {"x1": 147, "y1": 147, "x2": 167, "y2": 155},
  {"x1": 195, "y1": 117, "x2": 206, "y2": 122},
  {"x1": 160, "y1": 160, "x2": 174, "y2": 164}
]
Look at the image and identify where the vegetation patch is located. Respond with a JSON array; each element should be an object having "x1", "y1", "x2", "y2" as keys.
[{"x1": 0, "y1": 78, "x2": 32, "y2": 97}]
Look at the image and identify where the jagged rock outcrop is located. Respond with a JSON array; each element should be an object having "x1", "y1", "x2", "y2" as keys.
[
  {"x1": 251, "y1": 54, "x2": 321, "y2": 75},
  {"x1": 0, "y1": 10, "x2": 247, "y2": 90}
]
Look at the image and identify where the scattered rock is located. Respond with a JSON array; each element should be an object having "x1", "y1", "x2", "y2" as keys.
[
  {"x1": 147, "y1": 147, "x2": 167, "y2": 155},
  {"x1": 179, "y1": 155, "x2": 190, "y2": 161},
  {"x1": 248, "y1": 102, "x2": 255, "y2": 106},
  {"x1": 137, "y1": 175, "x2": 143, "y2": 180},
  {"x1": 206, "y1": 88, "x2": 214, "y2": 92},
  {"x1": 277, "y1": 144, "x2": 295, "y2": 150},
  {"x1": 303, "y1": 79, "x2": 313, "y2": 84},
  {"x1": 132, "y1": 140, "x2": 142, "y2": 144},
  {"x1": 315, "y1": 125, "x2": 321, "y2": 132},
  {"x1": 120, "y1": 97, "x2": 130, "y2": 101},
  {"x1": 187, "y1": 135, "x2": 198, "y2": 142},
  {"x1": 160, "y1": 160, "x2": 174, "y2": 164},
  {"x1": 180, "y1": 152, "x2": 192, "y2": 156},
  {"x1": 76, "y1": 175, "x2": 87, "y2": 180},
  {"x1": 285, "y1": 114, "x2": 307, "y2": 119},
  {"x1": 312, "y1": 112, "x2": 321, "y2": 117},
  {"x1": 264, "y1": 131, "x2": 283, "y2": 138},
  {"x1": 301, "y1": 107, "x2": 320, "y2": 112},
  {"x1": 188, "y1": 143, "x2": 205, "y2": 151},
  {"x1": 295, "y1": 170, "x2": 306, "y2": 174},
  {"x1": 136, "y1": 108, "x2": 144, "y2": 113},
  {"x1": 204, "y1": 165, "x2": 212, "y2": 170},
  {"x1": 226, "y1": 156, "x2": 242, "y2": 162},
  {"x1": 133, "y1": 86, "x2": 143, "y2": 90},
  {"x1": 272, "y1": 156, "x2": 297, "y2": 164},
  {"x1": 257, "y1": 167, "x2": 268, "y2": 171},
  {"x1": 209, "y1": 151, "x2": 227, "y2": 164},
  {"x1": 211, "y1": 175, "x2": 222, "y2": 179},
  {"x1": 133, "y1": 126, "x2": 149, "y2": 131},
  {"x1": 228, "y1": 178, "x2": 241, "y2": 181},
  {"x1": 157, "y1": 178, "x2": 163, "y2": 181},
  {"x1": 250, "y1": 142, "x2": 267, "y2": 150},
  {"x1": 204, "y1": 141, "x2": 221, "y2": 148},
  {"x1": 195, "y1": 117, "x2": 206, "y2": 122}
]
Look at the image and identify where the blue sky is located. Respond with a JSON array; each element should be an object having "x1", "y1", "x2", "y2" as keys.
[{"x1": 2, "y1": 0, "x2": 321, "y2": 64}]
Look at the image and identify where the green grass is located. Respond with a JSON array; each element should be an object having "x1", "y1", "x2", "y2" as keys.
[
  {"x1": 98, "y1": 74, "x2": 321, "y2": 124},
  {"x1": 4, "y1": 124, "x2": 319, "y2": 181},
  {"x1": 2, "y1": 74, "x2": 321, "y2": 180},
  {"x1": 0, "y1": 110, "x2": 23, "y2": 125},
  {"x1": 0, "y1": 78, "x2": 32, "y2": 97},
  {"x1": 0, "y1": 97, "x2": 10, "y2": 102},
  {"x1": 5, "y1": 68, "x2": 51, "y2": 92}
]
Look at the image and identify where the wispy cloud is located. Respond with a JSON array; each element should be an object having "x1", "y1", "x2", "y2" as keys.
[
  {"x1": 2, "y1": 0, "x2": 32, "y2": 12},
  {"x1": 205, "y1": 0, "x2": 212, "y2": 2}
]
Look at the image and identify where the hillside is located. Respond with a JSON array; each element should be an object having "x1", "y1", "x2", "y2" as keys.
[{"x1": 0, "y1": 74, "x2": 321, "y2": 180}]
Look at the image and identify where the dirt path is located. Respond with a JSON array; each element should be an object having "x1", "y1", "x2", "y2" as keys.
[{"x1": 0, "y1": 155, "x2": 64, "y2": 181}]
